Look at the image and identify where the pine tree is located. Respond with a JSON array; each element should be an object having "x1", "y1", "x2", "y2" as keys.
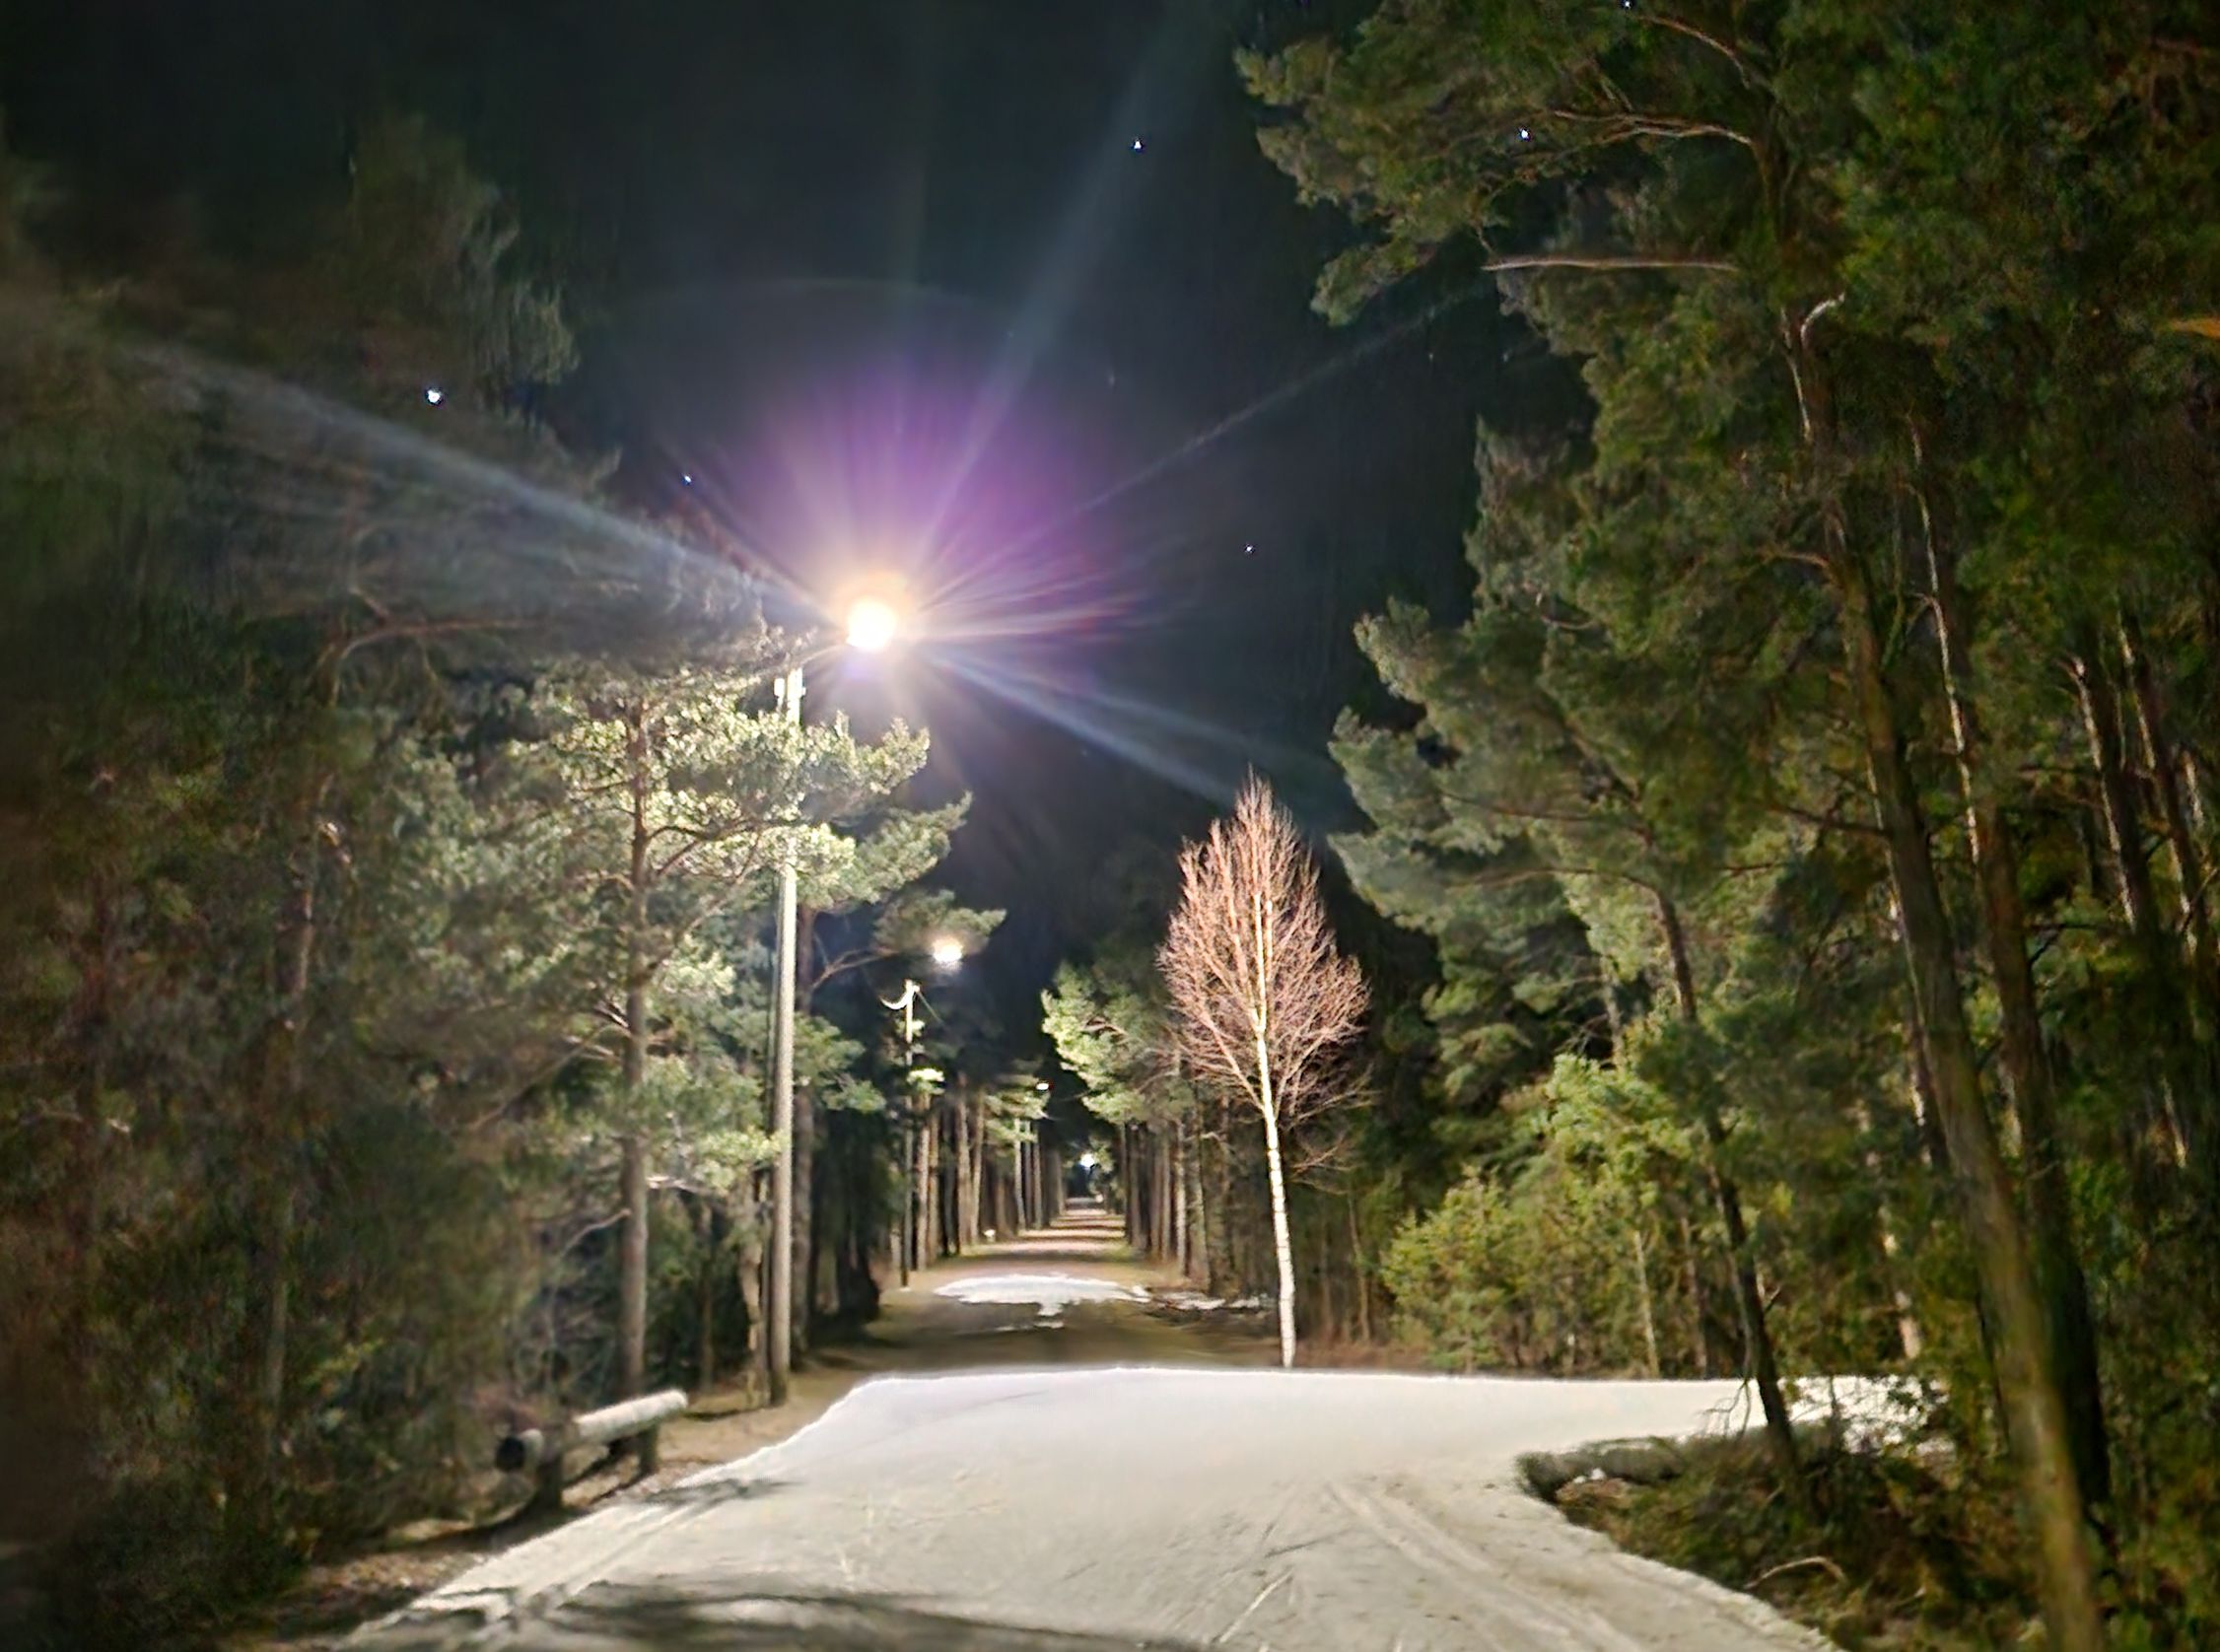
[
  {"x1": 528, "y1": 656, "x2": 929, "y2": 1399},
  {"x1": 1336, "y1": 421, "x2": 1808, "y2": 1489},
  {"x1": 1239, "y1": 7, "x2": 2220, "y2": 1637}
]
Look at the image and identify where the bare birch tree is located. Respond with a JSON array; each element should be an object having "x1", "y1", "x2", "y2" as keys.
[{"x1": 1160, "y1": 776, "x2": 1365, "y2": 1366}]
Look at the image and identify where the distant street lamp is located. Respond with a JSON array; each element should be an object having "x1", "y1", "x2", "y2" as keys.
[
  {"x1": 769, "y1": 592, "x2": 903, "y2": 1404},
  {"x1": 882, "y1": 945, "x2": 957, "y2": 1283}
]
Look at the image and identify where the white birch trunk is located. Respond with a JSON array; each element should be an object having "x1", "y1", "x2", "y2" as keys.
[
  {"x1": 1260, "y1": 1103, "x2": 1297, "y2": 1368},
  {"x1": 1256, "y1": 1023, "x2": 1297, "y2": 1368}
]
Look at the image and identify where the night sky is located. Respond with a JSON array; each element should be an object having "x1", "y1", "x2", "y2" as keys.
[{"x1": 2, "y1": 1, "x2": 1539, "y2": 1038}]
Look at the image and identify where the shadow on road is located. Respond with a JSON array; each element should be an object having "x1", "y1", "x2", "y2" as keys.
[
  {"x1": 470, "y1": 1579, "x2": 1207, "y2": 1650},
  {"x1": 637, "y1": 1474, "x2": 785, "y2": 1511}
]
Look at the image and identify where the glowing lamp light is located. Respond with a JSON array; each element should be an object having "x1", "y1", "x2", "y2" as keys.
[
  {"x1": 846, "y1": 595, "x2": 900, "y2": 654},
  {"x1": 1079, "y1": 1152, "x2": 1098, "y2": 1172},
  {"x1": 423, "y1": 385, "x2": 445, "y2": 405},
  {"x1": 929, "y1": 935, "x2": 964, "y2": 969},
  {"x1": 1035, "y1": 1080, "x2": 1051, "y2": 1092}
]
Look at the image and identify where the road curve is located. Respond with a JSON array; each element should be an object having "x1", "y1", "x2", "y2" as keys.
[{"x1": 358, "y1": 1208, "x2": 1832, "y2": 1651}]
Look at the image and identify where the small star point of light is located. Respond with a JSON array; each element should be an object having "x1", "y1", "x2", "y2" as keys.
[
  {"x1": 680, "y1": 472, "x2": 694, "y2": 486},
  {"x1": 423, "y1": 385, "x2": 445, "y2": 405},
  {"x1": 1244, "y1": 542, "x2": 1256, "y2": 555},
  {"x1": 1131, "y1": 136, "x2": 1145, "y2": 153}
]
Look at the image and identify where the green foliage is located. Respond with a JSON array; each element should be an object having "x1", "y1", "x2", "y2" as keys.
[
  {"x1": 1261, "y1": 0, "x2": 2220, "y2": 1638},
  {"x1": 1380, "y1": 1055, "x2": 1698, "y2": 1374},
  {"x1": 0, "y1": 114, "x2": 970, "y2": 1649},
  {"x1": 1041, "y1": 949, "x2": 1192, "y2": 1128}
]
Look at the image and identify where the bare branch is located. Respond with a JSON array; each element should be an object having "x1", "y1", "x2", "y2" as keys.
[
  {"x1": 1636, "y1": 13, "x2": 1766, "y2": 90},
  {"x1": 1484, "y1": 250, "x2": 1739, "y2": 275},
  {"x1": 1159, "y1": 777, "x2": 1367, "y2": 1130}
]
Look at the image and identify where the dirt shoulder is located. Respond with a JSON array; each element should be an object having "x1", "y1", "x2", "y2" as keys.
[{"x1": 1541, "y1": 1431, "x2": 2037, "y2": 1650}]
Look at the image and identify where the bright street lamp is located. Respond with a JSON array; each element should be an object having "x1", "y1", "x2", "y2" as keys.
[
  {"x1": 845, "y1": 594, "x2": 900, "y2": 654},
  {"x1": 929, "y1": 934, "x2": 965, "y2": 970},
  {"x1": 768, "y1": 589, "x2": 908, "y2": 1404}
]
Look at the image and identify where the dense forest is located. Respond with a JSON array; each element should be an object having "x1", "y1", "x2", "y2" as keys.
[
  {"x1": 9, "y1": 2, "x2": 2220, "y2": 1649},
  {"x1": 0, "y1": 114, "x2": 1063, "y2": 1643},
  {"x1": 1043, "y1": 5, "x2": 2220, "y2": 1648}
]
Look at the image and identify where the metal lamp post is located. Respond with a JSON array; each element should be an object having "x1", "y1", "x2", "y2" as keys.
[
  {"x1": 876, "y1": 937, "x2": 961, "y2": 1285},
  {"x1": 767, "y1": 595, "x2": 900, "y2": 1405}
]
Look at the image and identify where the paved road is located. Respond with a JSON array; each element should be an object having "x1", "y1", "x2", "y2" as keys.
[{"x1": 361, "y1": 1205, "x2": 1830, "y2": 1651}]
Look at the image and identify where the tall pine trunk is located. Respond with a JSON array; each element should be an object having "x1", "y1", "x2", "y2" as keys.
[
  {"x1": 2119, "y1": 612, "x2": 2220, "y2": 1001},
  {"x1": 922, "y1": 1103, "x2": 938, "y2": 1260},
  {"x1": 242, "y1": 781, "x2": 329, "y2": 1502},
  {"x1": 2118, "y1": 613, "x2": 2220, "y2": 1186},
  {"x1": 1172, "y1": 1124, "x2": 1189, "y2": 1273},
  {"x1": 1121, "y1": 1124, "x2": 1136, "y2": 1243},
  {"x1": 1923, "y1": 516, "x2": 2108, "y2": 1503},
  {"x1": 1631, "y1": 1218, "x2": 1662, "y2": 1378},
  {"x1": 1154, "y1": 1129, "x2": 1172, "y2": 1258},
  {"x1": 2072, "y1": 635, "x2": 2201, "y2": 1180},
  {"x1": 951, "y1": 1093, "x2": 970, "y2": 1253},
  {"x1": 1852, "y1": 1101, "x2": 1925, "y2": 1362},
  {"x1": 970, "y1": 1093, "x2": 989, "y2": 1244},
  {"x1": 1657, "y1": 893, "x2": 1801, "y2": 1495},
  {"x1": 1838, "y1": 543, "x2": 2104, "y2": 1652},
  {"x1": 1347, "y1": 1192, "x2": 1372, "y2": 1343},
  {"x1": 911, "y1": 1112, "x2": 928, "y2": 1261},
  {"x1": 1185, "y1": 1119, "x2": 1209, "y2": 1281},
  {"x1": 693, "y1": 1201, "x2": 718, "y2": 1390},
  {"x1": 1677, "y1": 1209, "x2": 1713, "y2": 1377}
]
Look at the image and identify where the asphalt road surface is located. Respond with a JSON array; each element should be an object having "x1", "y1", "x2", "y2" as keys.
[{"x1": 359, "y1": 1205, "x2": 1832, "y2": 1651}]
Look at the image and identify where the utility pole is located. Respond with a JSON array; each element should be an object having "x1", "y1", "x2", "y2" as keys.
[
  {"x1": 767, "y1": 661, "x2": 802, "y2": 1405},
  {"x1": 754, "y1": 592, "x2": 901, "y2": 1407}
]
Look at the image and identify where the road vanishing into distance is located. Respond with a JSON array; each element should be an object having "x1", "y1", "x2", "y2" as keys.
[{"x1": 359, "y1": 1205, "x2": 1833, "y2": 1651}]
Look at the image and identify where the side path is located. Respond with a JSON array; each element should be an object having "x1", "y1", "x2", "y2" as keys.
[{"x1": 235, "y1": 1203, "x2": 1268, "y2": 1648}]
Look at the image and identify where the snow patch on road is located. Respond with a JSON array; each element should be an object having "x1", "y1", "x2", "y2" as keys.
[
  {"x1": 934, "y1": 1272, "x2": 1148, "y2": 1316},
  {"x1": 497, "y1": 1366, "x2": 1848, "y2": 1650}
]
